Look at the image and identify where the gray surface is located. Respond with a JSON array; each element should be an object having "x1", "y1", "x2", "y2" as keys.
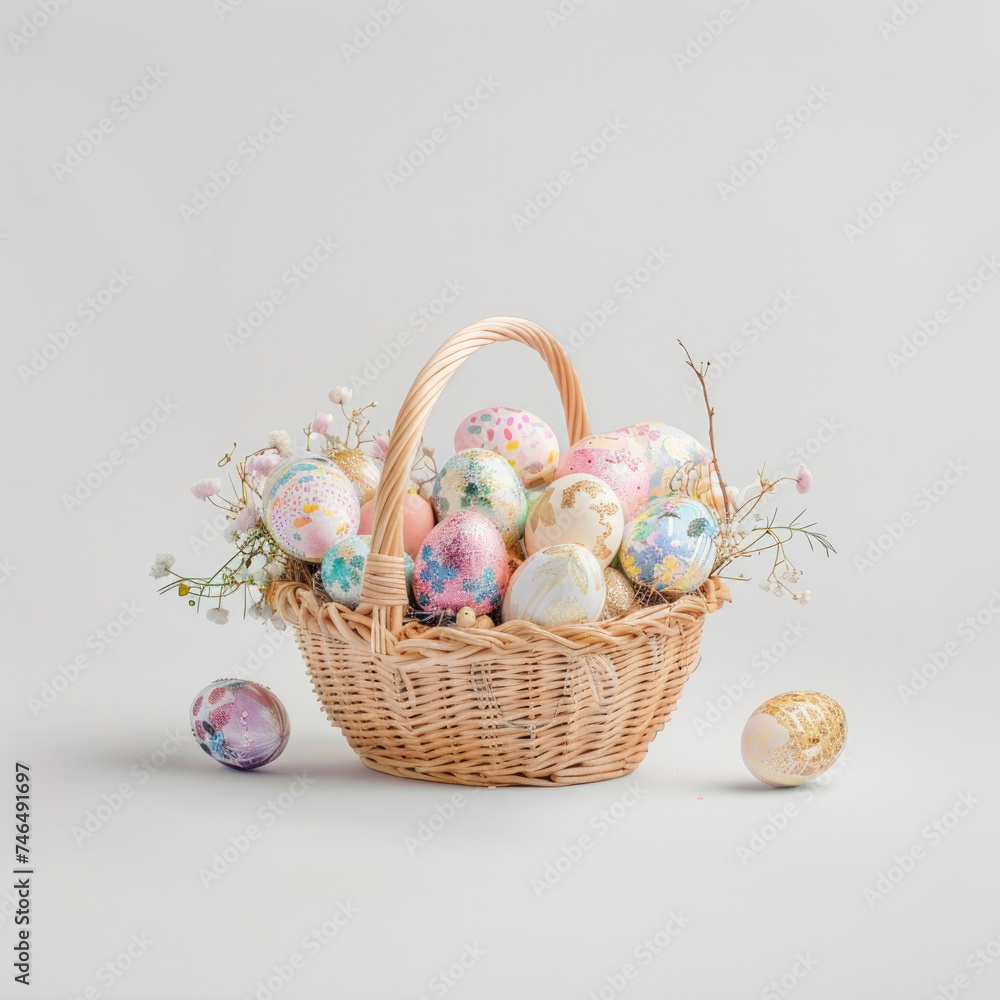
[{"x1": 3, "y1": 1, "x2": 999, "y2": 997}]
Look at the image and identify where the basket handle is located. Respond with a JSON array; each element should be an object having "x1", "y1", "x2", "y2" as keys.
[{"x1": 359, "y1": 317, "x2": 592, "y2": 652}]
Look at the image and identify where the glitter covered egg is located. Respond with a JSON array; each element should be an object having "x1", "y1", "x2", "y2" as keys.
[
  {"x1": 329, "y1": 447, "x2": 382, "y2": 503},
  {"x1": 320, "y1": 534, "x2": 414, "y2": 610},
  {"x1": 619, "y1": 495, "x2": 719, "y2": 594},
  {"x1": 555, "y1": 433, "x2": 650, "y2": 521},
  {"x1": 413, "y1": 511, "x2": 509, "y2": 615},
  {"x1": 262, "y1": 456, "x2": 360, "y2": 562},
  {"x1": 602, "y1": 566, "x2": 635, "y2": 618},
  {"x1": 618, "y1": 422, "x2": 712, "y2": 500},
  {"x1": 454, "y1": 406, "x2": 560, "y2": 488},
  {"x1": 741, "y1": 691, "x2": 848, "y2": 787},
  {"x1": 502, "y1": 544, "x2": 606, "y2": 627},
  {"x1": 432, "y1": 449, "x2": 528, "y2": 547},
  {"x1": 524, "y1": 473, "x2": 624, "y2": 568},
  {"x1": 190, "y1": 679, "x2": 290, "y2": 770}
]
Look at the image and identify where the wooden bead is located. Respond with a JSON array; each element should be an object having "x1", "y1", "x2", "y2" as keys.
[
  {"x1": 474, "y1": 615, "x2": 495, "y2": 629},
  {"x1": 455, "y1": 607, "x2": 476, "y2": 627}
]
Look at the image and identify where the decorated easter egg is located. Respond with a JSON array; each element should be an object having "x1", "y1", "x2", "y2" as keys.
[
  {"x1": 190, "y1": 679, "x2": 290, "y2": 770},
  {"x1": 262, "y1": 456, "x2": 360, "y2": 562},
  {"x1": 432, "y1": 449, "x2": 528, "y2": 547},
  {"x1": 359, "y1": 490, "x2": 435, "y2": 559},
  {"x1": 502, "y1": 544, "x2": 606, "y2": 627},
  {"x1": 555, "y1": 433, "x2": 650, "y2": 521},
  {"x1": 618, "y1": 422, "x2": 712, "y2": 500},
  {"x1": 524, "y1": 474, "x2": 624, "y2": 568},
  {"x1": 329, "y1": 447, "x2": 382, "y2": 503},
  {"x1": 454, "y1": 406, "x2": 560, "y2": 488},
  {"x1": 413, "y1": 511, "x2": 509, "y2": 615},
  {"x1": 741, "y1": 692, "x2": 847, "y2": 787},
  {"x1": 619, "y1": 495, "x2": 719, "y2": 594},
  {"x1": 320, "y1": 534, "x2": 414, "y2": 610},
  {"x1": 602, "y1": 566, "x2": 635, "y2": 618}
]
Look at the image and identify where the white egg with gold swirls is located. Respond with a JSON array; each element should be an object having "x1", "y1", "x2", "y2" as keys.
[
  {"x1": 502, "y1": 544, "x2": 606, "y2": 627},
  {"x1": 524, "y1": 473, "x2": 624, "y2": 569},
  {"x1": 741, "y1": 691, "x2": 847, "y2": 787}
]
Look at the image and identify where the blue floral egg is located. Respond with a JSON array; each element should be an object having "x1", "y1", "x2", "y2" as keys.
[
  {"x1": 320, "y1": 535, "x2": 413, "y2": 610},
  {"x1": 619, "y1": 494, "x2": 719, "y2": 594}
]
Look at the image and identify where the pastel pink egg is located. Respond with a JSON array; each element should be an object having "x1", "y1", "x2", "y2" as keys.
[
  {"x1": 412, "y1": 511, "x2": 509, "y2": 615},
  {"x1": 555, "y1": 432, "x2": 650, "y2": 521},
  {"x1": 359, "y1": 491, "x2": 436, "y2": 560}
]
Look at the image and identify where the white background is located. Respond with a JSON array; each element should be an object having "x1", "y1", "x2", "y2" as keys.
[{"x1": 3, "y1": 1, "x2": 999, "y2": 998}]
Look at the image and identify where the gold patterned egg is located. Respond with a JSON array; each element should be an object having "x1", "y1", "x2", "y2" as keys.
[
  {"x1": 602, "y1": 567, "x2": 635, "y2": 618},
  {"x1": 501, "y1": 543, "x2": 606, "y2": 628},
  {"x1": 330, "y1": 447, "x2": 382, "y2": 502},
  {"x1": 741, "y1": 691, "x2": 847, "y2": 787}
]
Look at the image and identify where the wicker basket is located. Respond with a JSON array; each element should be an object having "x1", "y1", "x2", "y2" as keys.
[{"x1": 269, "y1": 317, "x2": 729, "y2": 786}]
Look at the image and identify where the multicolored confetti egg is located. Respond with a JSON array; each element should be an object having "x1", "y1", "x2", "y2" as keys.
[
  {"x1": 619, "y1": 494, "x2": 719, "y2": 594},
  {"x1": 454, "y1": 406, "x2": 560, "y2": 488},
  {"x1": 262, "y1": 456, "x2": 360, "y2": 562},
  {"x1": 432, "y1": 448, "x2": 528, "y2": 547},
  {"x1": 524, "y1": 473, "x2": 624, "y2": 568},
  {"x1": 190, "y1": 679, "x2": 290, "y2": 770},
  {"x1": 502, "y1": 543, "x2": 606, "y2": 627},
  {"x1": 413, "y1": 511, "x2": 509, "y2": 615}
]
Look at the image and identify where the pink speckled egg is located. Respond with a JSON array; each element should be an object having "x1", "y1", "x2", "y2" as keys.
[
  {"x1": 454, "y1": 406, "x2": 560, "y2": 488},
  {"x1": 618, "y1": 422, "x2": 712, "y2": 499},
  {"x1": 412, "y1": 511, "x2": 509, "y2": 615},
  {"x1": 555, "y1": 432, "x2": 650, "y2": 521},
  {"x1": 359, "y1": 490, "x2": 436, "y2": 560}
]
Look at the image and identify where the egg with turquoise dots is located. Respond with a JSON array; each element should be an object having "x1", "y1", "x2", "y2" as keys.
[
  {"x1": 524, "y1": 473, "x2": 624, "y2": 568},
  {"x1": 619, "y1": 495, "x2": 719, "y2": 594},
  {"x1": 413, "y1": 511, "x2": 510, "y2": 615},
  {"x1": 262, "y1": 456, "x2": 360, "y2": 562},
  {"x1": 320, "y1": 535, "x2": 414, "y2": 610},
  {"x1": 454, "y1": 406, "x2": 560, "y2": 488},
  {"x1": 502, "y1": 544, "x2": 606, "y2": 627},
  {"x1": 618, "y1": 422, "x2": 712, "y2": 499},
  {"x1": 432, "y1": 449, "x2": 528, "y2": 547},
  {"x1": 555, "y1": 432, "x2": 650, "y2": 521},
  {"x1": 742, "y1": 691, "x2": 847, "y2": 787}
]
